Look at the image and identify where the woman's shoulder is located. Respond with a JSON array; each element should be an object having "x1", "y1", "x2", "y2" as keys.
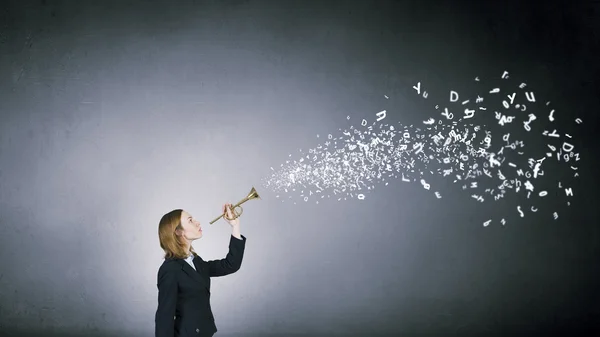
[{"x1": 159, "y1": 258, "x2": 182, "y2": 272}]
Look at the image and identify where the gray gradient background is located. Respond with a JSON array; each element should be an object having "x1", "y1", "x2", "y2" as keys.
[{"x1": 1, "y1": 0, "x2": 599, "y2": 336}]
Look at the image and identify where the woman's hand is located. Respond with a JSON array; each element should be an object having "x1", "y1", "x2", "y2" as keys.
[{"x1": 223, "y1": 203, "x2": 239, "y2": 227}]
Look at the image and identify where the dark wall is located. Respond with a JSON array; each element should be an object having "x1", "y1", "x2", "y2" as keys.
[{"x1": 0, "y1": 0, "x2": 598, "y2": 336}]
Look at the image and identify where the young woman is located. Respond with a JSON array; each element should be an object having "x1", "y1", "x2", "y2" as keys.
[{"x1": 155, "y1": 204, "x2": 246, "y2": 337}]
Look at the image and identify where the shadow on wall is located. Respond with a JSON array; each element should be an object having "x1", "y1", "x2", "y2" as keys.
[
  {"x1": 0, "y1": 331, "x2": 408, "y2": 337},
  {"x1": 0, "y1": 332, "x2": 513, "y2": 337},
  {"x1": 1, "y1": 295, "x2": 599, "y2": 337},
  {"x1": 0, "y1": 325, "x2": 598, "y2": 337}
]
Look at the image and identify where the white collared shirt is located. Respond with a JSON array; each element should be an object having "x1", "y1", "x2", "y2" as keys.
[{"x1": 184, "y1": 253, "x2": 196, "y2": 271}]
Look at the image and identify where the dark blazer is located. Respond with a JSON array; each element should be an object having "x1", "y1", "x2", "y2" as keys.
[{"x1": 155, "y1": 234, "x2": 246, "y2": 337}]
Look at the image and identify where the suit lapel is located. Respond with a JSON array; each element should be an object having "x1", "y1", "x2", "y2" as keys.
[{"x1": 179, "y1": 259, "x2": 209, "y2": 291}]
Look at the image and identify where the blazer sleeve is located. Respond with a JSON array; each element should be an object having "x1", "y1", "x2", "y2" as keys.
[
  {"x1": 208, "y1": 234, "x2": 247, "y2": 277},
  {"x1": 155, "y1": 263, "x2": 178, "y2": 337}
]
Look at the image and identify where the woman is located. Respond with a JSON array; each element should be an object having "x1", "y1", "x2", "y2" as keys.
[{"x1": 155, "y1": 204, "x2": 246, "y2": 337}]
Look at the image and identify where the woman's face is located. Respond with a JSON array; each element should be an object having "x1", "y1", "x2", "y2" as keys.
[{"x1": 179, "y1": 210, "x2": 203, "y2": 241}]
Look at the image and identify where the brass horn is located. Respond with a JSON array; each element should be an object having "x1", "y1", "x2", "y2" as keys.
[{"x1": 209, "y1": 187, "x2": 260, "y2": 224}]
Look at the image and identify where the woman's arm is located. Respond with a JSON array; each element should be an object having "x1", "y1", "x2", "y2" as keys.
[
  {"x1": 208, "y1": 232, "x2": 247, "y2": 277},
  {"x1": 232, "y1": 223, "x2": 241, "y2": 240},
  {"x1": 155, "y1": 265, "x2": 178, "y2": 337}
]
